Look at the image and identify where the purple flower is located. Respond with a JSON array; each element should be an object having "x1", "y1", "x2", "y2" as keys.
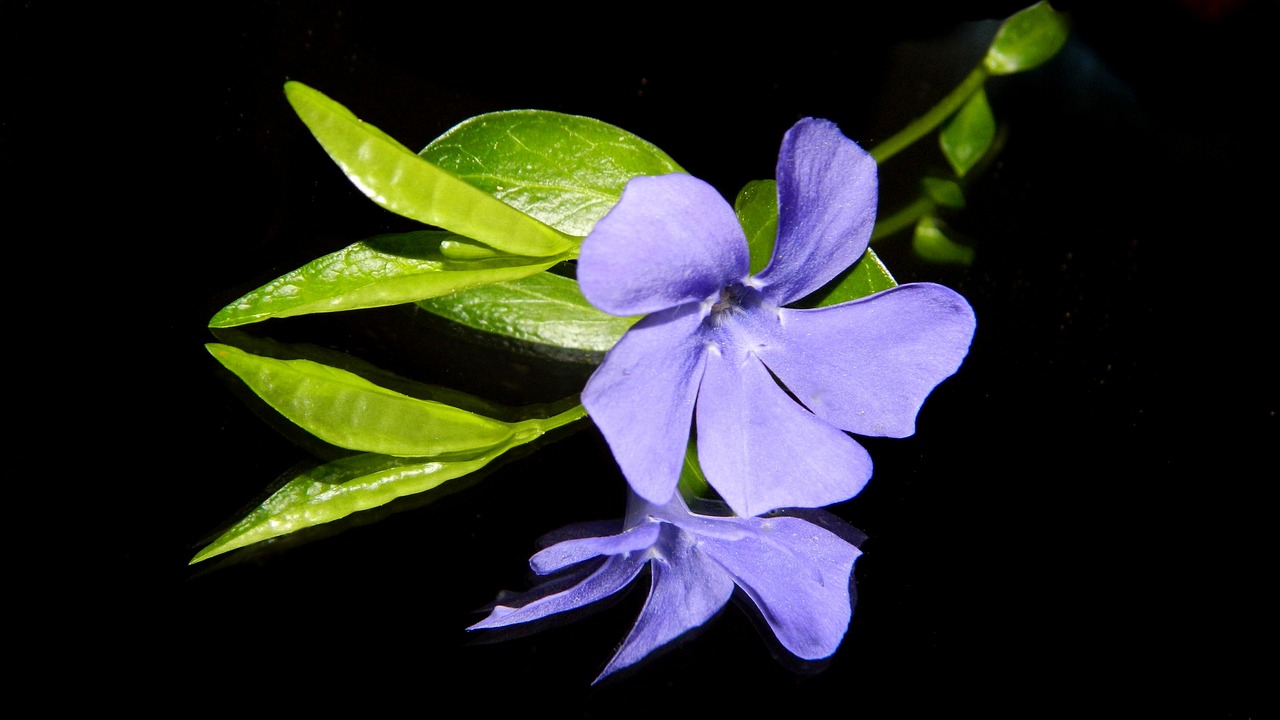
[
  {"x1": 468, "y1": 490, "x2": 865, "y2": 684},
  {"x1": 578, "y1": 118, "x2": 977, "y2": 517}
]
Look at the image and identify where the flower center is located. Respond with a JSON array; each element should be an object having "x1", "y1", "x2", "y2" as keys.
[{"x1": 707, "y1": 283, "x2": 761, "y2": 324}]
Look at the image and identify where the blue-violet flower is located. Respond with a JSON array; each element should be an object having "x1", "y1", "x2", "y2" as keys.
[
  {"x1": 577, "y1": 117, "x2": 977, "y2": 517},
  {"x1": 468, "y1": 489, "x2": 864, "y2": 683}
]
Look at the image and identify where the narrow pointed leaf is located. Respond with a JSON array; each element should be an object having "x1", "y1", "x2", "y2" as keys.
[
  {"x1": 984, "y1": 1, "x2": 1070, "y2": 75},
  {"x1": 207, "y1": 343, "x2": 524, "y2": 456},
  {"x1": 940, "y1": 87, "x2": 996, "y2": 178},
  {"x1": 209, "y1": 231, "x2": 567, "y2": 327},
  {"x1": 190, "y1": 450, "x2": 514, "y2": 563},
  {"x1": 209, "y1": 328, "x2": 583, "y2": 423},
  {"x1": 417, "y1": 271, "x2": 637, "y2": 355},
  {"x1": 190, "y1": 402, "x2": 588, "y2": 563},
  {"x1": 420, "y1": 110, "x2": 685, "y2": 237},
  {"x1": 284, "y1": 81, "x2": 576, "y2": 257}
]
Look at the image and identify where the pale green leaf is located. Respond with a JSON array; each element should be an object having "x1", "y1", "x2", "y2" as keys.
[
  {"x1": 190, "y1": 450, "x2": 513, "y2": 563},
  {"x1": 209, "y1": 231, "x2": 568, "y2": 328},
  {"x1": 207, "y1": 343, "x2": 528, "y2": 456},
  {"x1": 284, "y1": 81, "x2": 576, "y2": 256}
]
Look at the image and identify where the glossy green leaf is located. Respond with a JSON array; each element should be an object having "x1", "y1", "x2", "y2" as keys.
[
  {"x1": 420, "y1": 110, "x2": 685, "y2": 237},
  {"x1": 811, "y1": 247, "x2": 899, "y2": 307},
  {"x1": 209, "y1": 231, "x2": 569, "y2": 328},
  {"x1": 913, "y1": 217, "x2": 975, "y2": 266},
  {"x1": 984, "y1": 1, "x2": 1070, "y2": 76},
  {"x1": 209, "y1": 328, "x2": 583, "y2": 424},
  {"x1": 733, "y1": 180, "x2": 779, "y2": 274},
  {"x1": 940, "y1": 87, "x2": 996, "y2": 178},
  {"x1": 921, "y1": 177, "x2": 967, "y2": 209},
  {"x1": 191, "y1": 394, "x2": 584, "y2": 564},
  {"x1": 208, "y1": 343, "x2": 538, "y2": 456},
  {"x1": 284, "y1": 81, "x2": 576, "y2": 257},
  {"x1": 191, "y1": 453, "x2": 504, "y2": 563},
  {"x1": 417, "y1": 271, "x2": 637, "y2": 356}
]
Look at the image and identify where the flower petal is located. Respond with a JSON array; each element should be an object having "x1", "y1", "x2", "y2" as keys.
[
  {"x1": 757, "y1": 282, "x2": 977, "y2": 437},
  {"x1": 755, "y1": 118, "x2": 878, "y2": 305},
  {"x1": 699, "y1": 515, "x2": 862, "y2": 660},
  {"x1": 595, "y1": 525, "x2": 735, "y2": 683},
  {"x1": 578, "y1": 173, "x2": 750, "y2": 317},
  {"x1": 582, "y1": 304, "x2": 708, "y2": 505},
  {"x1": 530, "y1": 522, "x2": 661, "y2": 574},
  {"x1": 468, "y1": 552, "x2": 647, "y2": 630},
  {"x1": 695, "y1": 344, "x2": 873, "y2": 517}
]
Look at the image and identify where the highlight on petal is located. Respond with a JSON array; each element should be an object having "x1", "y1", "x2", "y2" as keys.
[
  {"x1": 756, "y1": 282, "x2": 977, "y2": 438},
  {"x1": 530, "y1": 522, "x2": 661, "y2": 574},
  {"x1": 467, "y1": 553, "x2": 647, "y2": 630},
  {"x1": 755, "y1": 118, "x2": 879, "y2": 305},
  {"x1": 578, "y1": 173, "x2": 751, "y2": 317},
  {"x1": 582, "y1": 304, "x2": 708, "y2": 506},
  {"x1": 696, "y1": 346, "x2": 873, "y2": 517}
]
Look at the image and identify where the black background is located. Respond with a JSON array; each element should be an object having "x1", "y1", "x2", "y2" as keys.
[{"x1": 12, "y1": 0, "x2": 1275, "y2": 715}]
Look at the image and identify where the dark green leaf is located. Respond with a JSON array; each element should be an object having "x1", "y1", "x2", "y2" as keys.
[
  {"x1": 810, "y1": 247, "x2": 898, "y2": 307},
  {"x1": 209, "y1": 231, "x2": 568, "y2": 327},
  {"x1": 921, "y1": 177, "x2": 967, "y2": 209},
  {"x1": 984, "y1": 1, "x2": 1070, "y2": 76},
  {"x1": 940, "y1": 87, "x2": 996, "y2": 178},
  {"x1": 420, "y1": 110, "x2": 685, "y2": 237},
  {"x1": 912, "y1": 217, "x2": 975, "y2": 266},
  {"x1": 284, "y1": 81, "x2": 575, "y2": 256},
  {"x1": 733, "y1": 180, "x2": 779, "y2": 274},
  {"x1": 417, "y1": 271, "x2": 637, "y2": 356}
]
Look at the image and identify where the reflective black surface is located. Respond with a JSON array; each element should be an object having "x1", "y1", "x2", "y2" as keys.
[{"x1": 27, "y1": 1, "x2": 1274, "y2": 715}]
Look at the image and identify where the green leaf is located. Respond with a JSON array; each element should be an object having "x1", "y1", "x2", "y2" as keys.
[
  {"x1": 208, "y1": 328, "x2": 582, "y2": 424},
  {"x1": 284, "y1": 81, "x2": 576, "y2": 257},
  {"x1": 417, "y1": 271, "x2": 637, "y2": 356},
  {"x1": 912, "y1": 217, "x2": 975, "y2": 266},
  {"x1": 810, "y1": 247, "x2": 898, "y2": 307},
  {"x1": 190, "y1": 393, "x2": 588, "y2": 563},
  {"x1": 190, "y1": 450, "x2": 514, "y2": 563},
  {"x1": 983, "y1": 1, "x2": 1070, "y2": 76},
  {"x1": 921, "y1": 177, "x2": 967, "y2": 209},
  {"x1": 209, "y1": 231, "x2": 568, "y2": 327},
  {"x1": 207, "y1": 343, "x2": 533, "y2": 456},
  {"x1": 733, "y1": 180, "x2": 779, "y2": 274},
  {"x1": 419, "y1": 109, "x2": 685, "y2": 237},
  {"x1": 940, "y1": 87, "x2": 996, "y2": 178}
]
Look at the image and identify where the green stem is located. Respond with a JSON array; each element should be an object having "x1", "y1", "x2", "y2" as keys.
[
  {"x1": 526, "y1": 403, "x2": 588, "y2": 436},
  {"x1": 872, "y1": 197, "x2": 935, "y2": 242},
  {"x1": 871, "y1": 66, "x2": 989, "y2": 165}
]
